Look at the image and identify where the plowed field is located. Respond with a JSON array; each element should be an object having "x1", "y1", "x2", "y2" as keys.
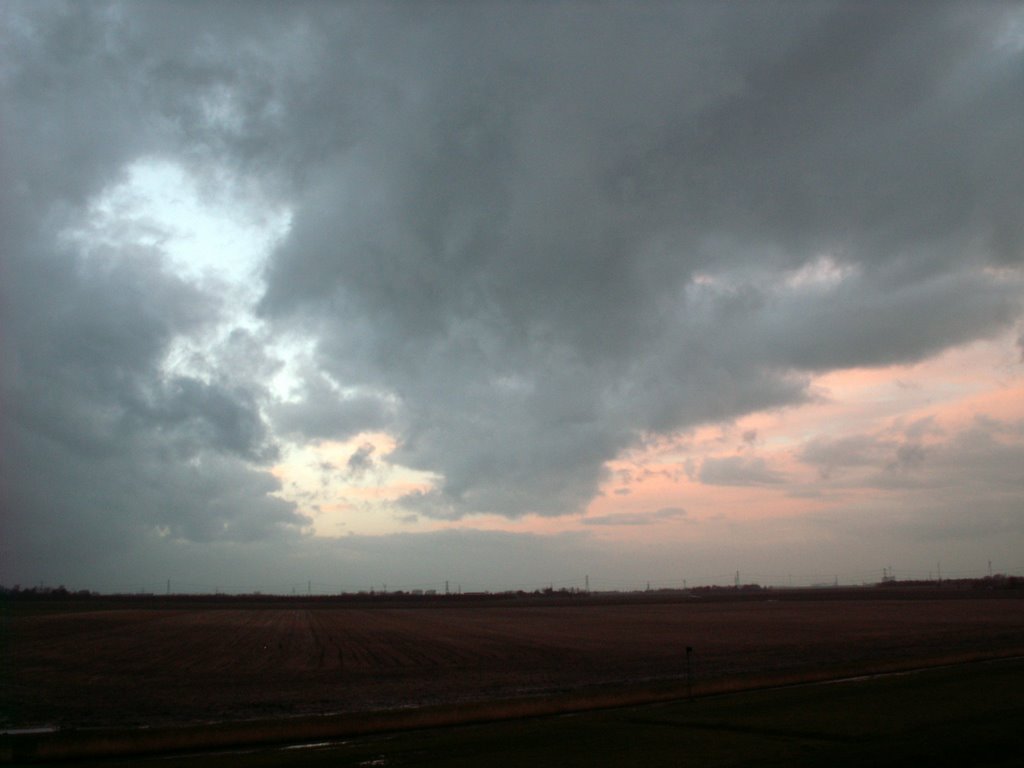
[{"x1": 3, "y1": 594, "x2": 1023, "y2": 729}]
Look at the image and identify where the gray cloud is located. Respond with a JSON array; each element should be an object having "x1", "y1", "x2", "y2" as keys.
[
  {"x1": 346, "y1": 442, "x2": 376, "y2": 476},
  {"x1": 154, "y1": 376, "x2": 278, "y2": 463},
  {"x1": 583, "y1": 507, "x2": 688, "y2": 527},
  {"x1": 798, "y1": 415, "x2": 1024, "y2": 497},
  {"x1": 270, "y1": 368, "x2": 394, "y2": 442},
  {"x1": 699, "y1": 456, "x2": 786, "y2": 487},
  {"x1": 756, "y1": 271, "x2": 1021, "y2": 371}
]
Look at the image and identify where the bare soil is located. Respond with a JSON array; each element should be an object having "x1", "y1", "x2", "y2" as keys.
[{"x1": 3, "y1": 593, "x2": 1023, "y2": 730}]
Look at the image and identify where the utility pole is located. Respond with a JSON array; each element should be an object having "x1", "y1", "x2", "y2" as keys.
[
  {"x1": 585, "y1": 574, "x2": 589, "y2": 593},
  {"x1": 166, "y1": 579, "x2": 170, "y2": 596}
]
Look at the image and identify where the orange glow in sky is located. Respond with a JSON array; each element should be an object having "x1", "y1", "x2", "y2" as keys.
[{"x1": 268, "y1": 330, "x2": 1022, "y2": 555}]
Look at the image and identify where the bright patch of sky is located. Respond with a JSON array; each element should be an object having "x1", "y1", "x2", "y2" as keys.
[
  {"x1": 783, "y1": 253, "x2": 857, "y2": 292},
  {"x1": 996, "y1": 7, "x2": 1024, "y2": 53},
  {"x1": 59, "y1": 158, "x2": 315, "y2": 401},
  {"x1": 64, "y1": 158, "x2": 291, "y2": 289},
  {"x1": 271, "y1": 433, "x2": 441, "y2": 537}
]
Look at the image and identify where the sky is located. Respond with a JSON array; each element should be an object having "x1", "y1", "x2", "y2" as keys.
[{"x1": 2, "y1": 1, "x2": 1023, "y2": 594}]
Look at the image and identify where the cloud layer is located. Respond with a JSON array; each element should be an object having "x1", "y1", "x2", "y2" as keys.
[{"x1": 2, "y1": 1, "x2": 1022, "y2": 588}]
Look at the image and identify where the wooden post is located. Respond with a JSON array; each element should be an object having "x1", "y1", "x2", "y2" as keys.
[{"x1": 686, "y1": 646, "x2": 694, "y2": 701}]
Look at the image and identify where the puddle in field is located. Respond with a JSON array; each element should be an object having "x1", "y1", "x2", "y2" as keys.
[
  {"x1": 0, "y1": 725, "x2": 59, "y2": 735},
  {"x1": 280, "y1": 741, "x2": 338, "y2": 750}
]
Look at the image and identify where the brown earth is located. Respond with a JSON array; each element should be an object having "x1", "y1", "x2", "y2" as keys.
[{"x1": 3, "y1": 593, "x2": 1023, "y2": 730}]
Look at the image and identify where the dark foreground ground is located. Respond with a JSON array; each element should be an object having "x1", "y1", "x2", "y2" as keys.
[
  {"x1": 3, "y1": 590, "x2": 1023, "y2": 764},
  {"x1": 41, "y1": 657, "x2": 1024, "y2": 767}
]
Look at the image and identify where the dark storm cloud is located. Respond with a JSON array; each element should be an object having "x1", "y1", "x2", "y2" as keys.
[
  {"x1": 155, "y1": 376, "x2": 278, "y2": 463},
  {"x1": 250, "y1": 1, "x2": 1021, "y2": 518},
  {"x1": 270, "y1": 369, "x2": 394, "y2": 442},
  {"x1": 757, "y1": 272, "x2": 1022, "y2": 371},
  {"x1": 0, "y1": 237, "x2": 307, "y2": 572},
  {"x1": 2, "y1": 1, "x2": 1023, "y2": 584}
]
